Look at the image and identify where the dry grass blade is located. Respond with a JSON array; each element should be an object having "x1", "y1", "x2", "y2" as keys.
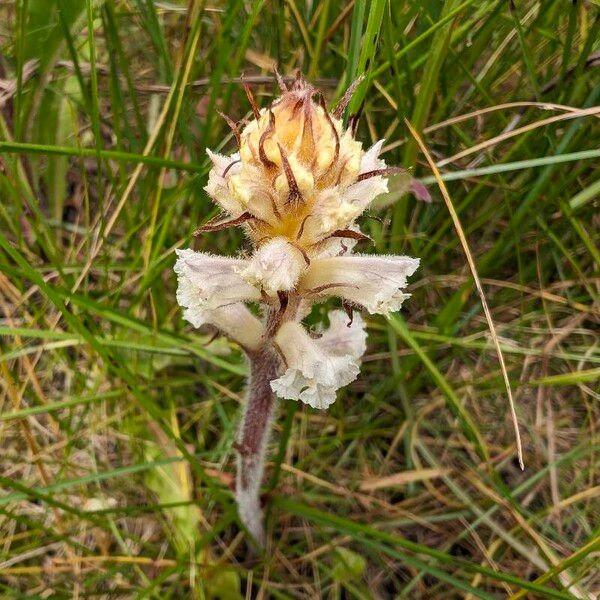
[
  {"x1": 383, "y1": 101, "x2": 600, "y2": 154},
  {"x1": 360, "y1": 468, "x2": 451, "y2": 491},
  {"x1": 404, "y1": 118, "x2": 525, "y2": 470},
  {"x1": 437, "y1": 106, "x2": 600, "y2": 166}
]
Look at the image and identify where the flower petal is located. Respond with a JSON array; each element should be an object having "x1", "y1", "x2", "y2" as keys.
[
  {"x1": 187, "y1": 303, "x2": 265, "y2": 350},
  {"x1": 174, "y1": 249, "x2": 264, "y2": 348},
  {"x1": 227, "y1": 165, "x2": 281, "y2": 226},
  {"x1": 240, "y1": 237, "x2": 307, "y2": 294},
  {"x1": 272, "y1": 370, "x2": 337, "y2": 410},
  {"x1": 270, "y1": 312, "x2": 366, "y2": 409},
  {"x1": 304, "y1": 141, "x2": 389, "y2": 243},
  {"x1": 174, "y1": 248, "x2": 261, "y2": 309},
  {"x1": 360, "y1": 139, "x2": 386, "y2": 173},
  {"x1": 318, "y1": 310, "x2": 367, "y2": 360},
  {"x1": 204, "y1": 149, "x2": 245, "y2": 216},
  {"x1": 337, "y1": 139, "x2": 389, "y2": 213},
  {"x1": 302, "y1": 189, "x2": 363, "y2": 243},
  {"x1": 299, "y1": 254, "x2": 420, "y2": 314}
]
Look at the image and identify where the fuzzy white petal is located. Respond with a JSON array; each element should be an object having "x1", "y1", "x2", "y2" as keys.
[
  {"x1": 302, "y1": 189, "x2": 363, "y2": 242},
  {"x1": 209, "y1": 303, "x2": 265, "y2": 350},
  {"x1": 176, "y1": 277, "x2": 263, "y2": 350},
  {"x1": 227, "y1": 166, "x2": 281, "y2": 226},
  {"x1": 240, "y1": 237, "x2": 307, "y2": 294},
  {"x1": 202, "y1": 304, "x2": 264, "y2": 350},
  {"x1": 318, "y1": 310, "x2": 367, "y2": 360},
  {"x1": 338, "y1": 139, "x2": 389, "y2": 212},
  {"x1": 360, "y1": 139, "x2": 386, "y2": 172},
  {"x1": 342, "y1": 176, "x2": 389, "y2": 212},
  {"x1": 299, "y1": 254, "x2": 420, "y2": 314},
  {"x1": 271, "y1": 313, "x2": 366, "y2": 409},
  {"x1": 174, "y1": 250, "x2": 264, "y2": 348},
  {"x1": 204, "y1": 149, "x2": 244, "y2": 216},
  {"x1": 174, "y1": 249, "x2": 261, "y2": 308},
  {"x1": 305, "y1": 141, "x2": 389, "y2": 238},
  {"x1": 207, "y1": 148, "x2": 240, "y2": 174}
]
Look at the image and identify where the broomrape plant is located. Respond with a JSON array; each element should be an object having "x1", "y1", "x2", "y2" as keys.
[{"x1": 174, "y1": 73, "x2": 419, "y2": 546}]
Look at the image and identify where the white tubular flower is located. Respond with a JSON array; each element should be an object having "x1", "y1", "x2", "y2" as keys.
[
  {"x1": 175, "y1": 267, "x2": 263, "y2": 349},
  {"x1": 271, "y1": 312, "x2": 366, "y2": 410},
  {"x1": 174, "y1": 249, "x2": 261, "y2": 308},
  {"x1": 299, "y1": 254, "x2": 420, "y2": 314},
  {"x1": 240, "y1": 237, "x2": 307, "y2": 295},
  {"x1": 174, "y1": 250, "x2": 265, "y2": 349},
  {"x1": 175, "y1": 268, "x2": 263, "y2": 347}
]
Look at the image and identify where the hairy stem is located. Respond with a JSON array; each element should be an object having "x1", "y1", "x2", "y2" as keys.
[{"x1": 235, "y1": 346, "x2": 279, "y2": 547}]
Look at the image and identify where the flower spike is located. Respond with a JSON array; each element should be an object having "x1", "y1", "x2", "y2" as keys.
[{"x1": 175, "y1": 72, "x2": 420, "y2": 548}]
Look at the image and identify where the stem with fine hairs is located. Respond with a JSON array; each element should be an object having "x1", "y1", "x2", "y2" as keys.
[{"x1": 235, "y1": 344, "x2": 279, "y2": 547}]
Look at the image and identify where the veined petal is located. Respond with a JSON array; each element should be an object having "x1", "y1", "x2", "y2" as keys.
[
  {"x1": 174, "y1": 251, "x2": 264, "y2": 348},
  {"x1": 318, "y1": 310, "x2": 367, "y2": 360},
  {"x1": 271, "y1": 313, "x2": 366, "y2": 409},
  {"x1": 174, "y1": 248, "x2": 261, "y2": 309},
  {"x1": 299, "y1": 254, "x2": 420, "y2": 314},
  {"x1": 240, "y1": 237, "x2": 307, "y2": 294}
]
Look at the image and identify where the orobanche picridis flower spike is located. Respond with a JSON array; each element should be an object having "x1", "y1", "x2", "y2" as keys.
[{"x1": 174, "y1": 72, "x2": 419, "y2": 547}]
